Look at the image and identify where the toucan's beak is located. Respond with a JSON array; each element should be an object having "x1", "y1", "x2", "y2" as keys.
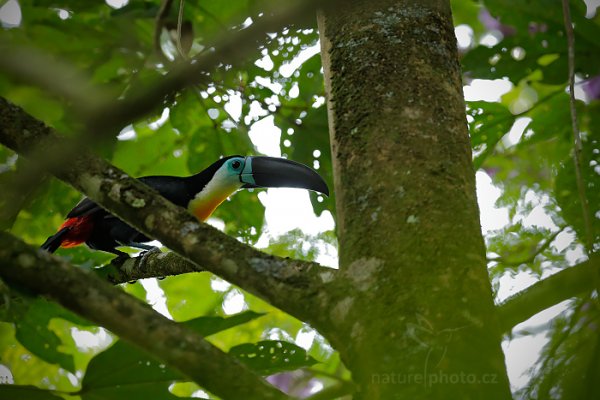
[{"x1": 240, "y1": 156, "x2": 329, "y2": 196}]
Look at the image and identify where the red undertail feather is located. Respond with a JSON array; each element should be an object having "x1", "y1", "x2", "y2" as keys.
[{"x1": 57, "y1": 215, "x2": 94, "y2": 248}]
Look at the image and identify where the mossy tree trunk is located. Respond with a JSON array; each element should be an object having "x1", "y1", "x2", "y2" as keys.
[{"x1": 318, "y1": 0, "x2": 512, "y2": 398}]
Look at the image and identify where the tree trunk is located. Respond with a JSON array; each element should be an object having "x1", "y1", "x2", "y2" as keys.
[{"x1": 318, "y1": 0, "x2": 512, "y2": 398}]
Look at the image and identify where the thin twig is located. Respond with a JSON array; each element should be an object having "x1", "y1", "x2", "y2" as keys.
[
  {"x1": 472, "y1": 89, "x2": 563, "y2": 168},
  {"x1": 176, "y1": 0, "x2": 187, "y2": 60},
  {"x1": 561, "y1": 0, "x2": 594, "y2": 254}
]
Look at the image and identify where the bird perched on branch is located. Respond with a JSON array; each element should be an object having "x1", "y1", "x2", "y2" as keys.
[{"x1": 41, "y1": 155, "x2": 329, "y2": 259}]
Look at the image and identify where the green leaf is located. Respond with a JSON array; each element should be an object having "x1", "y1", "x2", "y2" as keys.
[
  {"x1": 0, "y1": 385, "x2": 63, "y2": 400},
  {"x1": 466, "y1": 101, "x2": 514, "y2": 169},
  {"x1": 450, "y1": 0, "x2": 486, "y2": 35},
  {"x1": 190, "y1": 0, "x2": 253, "y2": 39},
  {"x1": 8, "y1": 298, "x2": 89, "y2": 372},
  {"x1": 277, "y1": 105, "x2": 333, "y2": 218},
  {"x1": 526, "y1": 92, "x2": 572, "y2": 143},
  {"x1": 110, "y1": 0, "x2": 159, "y2": 18},
  {"x1": 215, "y1": 190, "x2": 265, "y2": 243},
  {"x1": 182, "y1": 311, "x2": 265, "y2": 336},
  {"x1": 9, "y1": 178, "x2": 82, "y2": 247},
  {"x1": 171, "y1": 90, "x2": 255, "y2": 168},
  {"x1": 81, "y1": 340, "x2": 184, "y2": 400},
  {"x1": 464, "y1": 1, "x2": 600, "y2": 84},
  {"x1": 112, "y1": 121, "x2": 187, "y2": 177},
  {"x1": 554, "y1": 102, "x2": 600, "y2": 247},
  {"x1": 484, "y1": 0, "x2": 600, "y2": 49},
  {"x1": 230, "y1": 340, "x2": 318, "y2": 375},
  {"x1": 262, "y1": 228, "x2": 336, "y2": 262},
  {"x1": 81, "y1": 311, "x2": 264, "y2": 398},
  {"x1": 487, "y1": 223, "x2": 555, "y2": 276},
  {"x1": 160, "y1": 273, "x2": 224, "y2": 321}
]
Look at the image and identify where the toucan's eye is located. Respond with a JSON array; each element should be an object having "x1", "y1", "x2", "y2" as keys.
[{"x1": 231, "y1": 160, "x2": 242, "y2": 169}]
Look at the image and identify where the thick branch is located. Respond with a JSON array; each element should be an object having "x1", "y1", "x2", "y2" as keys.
[
  {"x1": 0, "y1": 232, "x2": 291, "y2": 400},
  {"x1": 497, "y1": 257, "x2": 599, "y2": 333},
  {"x1": 0, "y1": 97, "x2": 336, "y2": 331}
]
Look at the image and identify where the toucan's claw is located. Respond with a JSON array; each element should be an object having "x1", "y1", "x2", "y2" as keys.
[{"x1": 138, "y1": 247, "x2": 162, "y2": 270}]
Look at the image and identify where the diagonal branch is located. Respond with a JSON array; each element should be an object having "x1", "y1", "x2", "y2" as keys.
[
  {"x1": 0, "y1": 232, "x2": 291, "y2": 400},
  {"x1": 0, "y1": 0, "x2": 335, "y2": 138},
  {"x1": 90, "y1": 0, "x2": 334, "y2": 135},
  {"x1": 0, "y1": 97, "x2": 337, "y2": 331},
  {"x1": 497, "y1": 257, "x2": 599, "y2": 333},
  {"x1": 0, "y1": 42, "x2": 114, "y2": 119}
]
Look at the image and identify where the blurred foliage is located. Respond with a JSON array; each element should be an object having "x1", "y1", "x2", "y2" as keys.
[
  {"x1": 0, "y1": 0, "x2": 599, "y2": 398},
  {"x1": 461, "y1": 0, "x2": 600, "y2": 398},
  {"x1": 516, "y1": 298, "x2": 600, "y2": 400}
]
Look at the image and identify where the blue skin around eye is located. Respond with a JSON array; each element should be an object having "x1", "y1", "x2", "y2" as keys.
[
  {"x1": 228, "y1": 158, "x2": 243, "y2": 173},
  {"x1": 240, "y1": 157, "x2": 256, "y2": 185}
]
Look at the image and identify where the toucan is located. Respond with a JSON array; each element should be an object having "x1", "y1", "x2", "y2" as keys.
[{"x1": 41, "y1": 155, "x2": 329, "y2": 258}]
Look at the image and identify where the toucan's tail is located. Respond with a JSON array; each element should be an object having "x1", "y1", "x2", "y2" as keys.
[
  {"x1": 41, "y1": 227, "x2": 71, "y2": 253},
  {"x1": 41, "y1": 216, "x2": 94, "y2": 252}
]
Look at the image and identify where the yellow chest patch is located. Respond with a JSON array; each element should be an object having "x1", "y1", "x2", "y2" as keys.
[
  {"x1": 187, "y1": 181, "x2": 241, "y2": 222},
  {"x1": 188, "y1": 196, "x2": 226, "y2": 222}
]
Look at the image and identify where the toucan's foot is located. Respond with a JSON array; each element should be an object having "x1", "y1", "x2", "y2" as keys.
[
  {"x1": 110, "y1": 252, "x2": 131, "y2": 267},
  {"x1": 138, "y1": 247, "x2": 162, "y2": 270}
]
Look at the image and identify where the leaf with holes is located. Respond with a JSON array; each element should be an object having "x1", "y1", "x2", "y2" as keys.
[
  {"x1": 81, "y1": 340, "x2": 185, "y2": 400},
  {"x1": 230, "y1": 340, "x2": 318, "y2": 375},
  {"x1": 80, "y1": 311, "x2": 264, "y2": 399}
]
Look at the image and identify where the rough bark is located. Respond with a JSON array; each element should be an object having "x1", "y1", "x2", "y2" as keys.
[
  {"x1": 97, "y1": 251, "x2": 203, "y2": 284},
  {"x1": 0, "y1": 232, "x2": 291, "y2": 400},
  {"x1": 318, "y1": 0, "x2": 512, "y2": 398}
]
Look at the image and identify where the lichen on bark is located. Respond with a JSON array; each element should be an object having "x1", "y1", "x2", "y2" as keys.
[{"x1": 318, "y1": 0, "x2": 512, "y2": 398}]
